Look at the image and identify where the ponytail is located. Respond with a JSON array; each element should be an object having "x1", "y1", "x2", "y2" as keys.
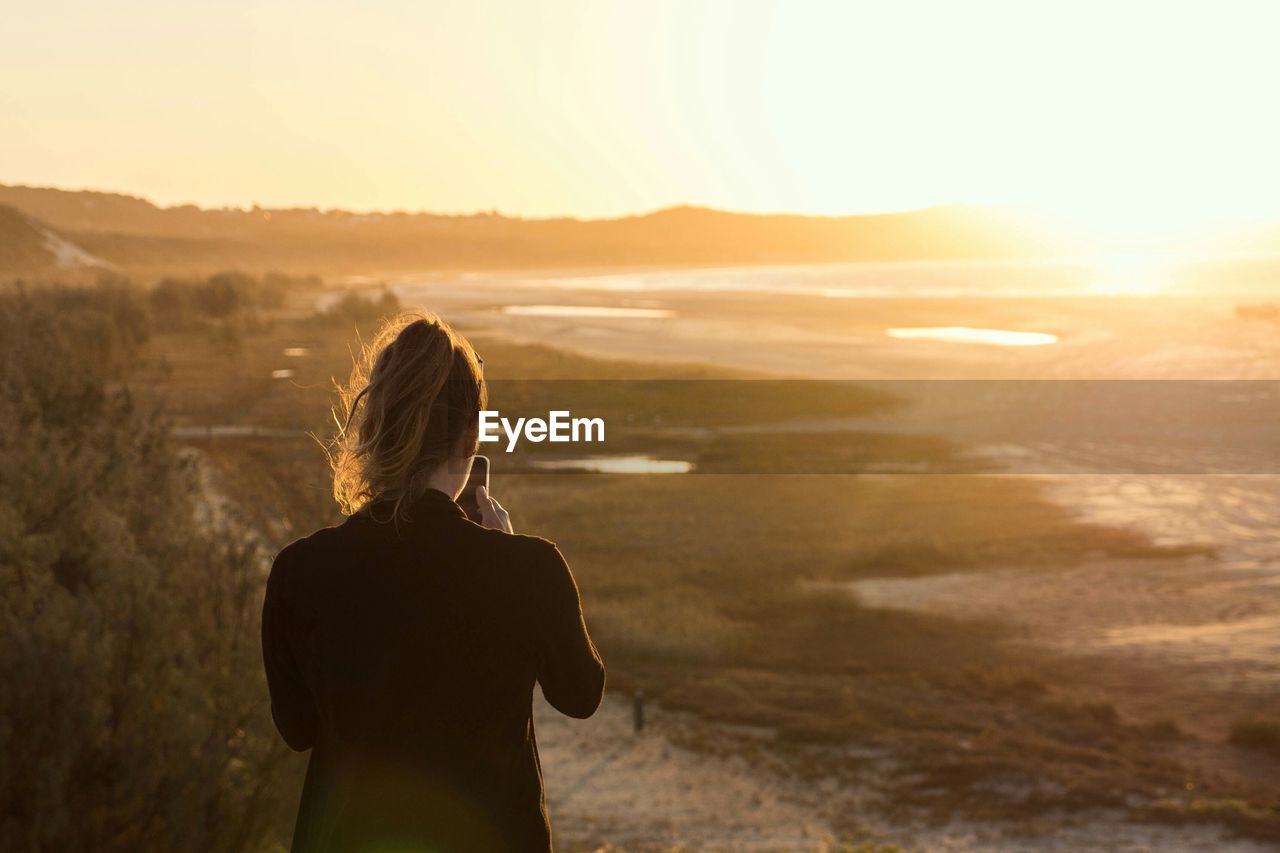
[{"x1": 327, "y1": 312, "x2": 487, "y2": 518}]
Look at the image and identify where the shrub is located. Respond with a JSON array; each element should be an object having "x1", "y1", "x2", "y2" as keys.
[
  {"x1": 316, "y1": 287, "x2": 402, "y2": 328},
  {"x1": 149, "y1": 271, "x2": 316, "y2": 331},
  {"x1": 1229, "y1": 719, "x2": 1280, "y2": 759},
  {"x1": 0, "y1": 285, "x2": 296, "y2": 851}
]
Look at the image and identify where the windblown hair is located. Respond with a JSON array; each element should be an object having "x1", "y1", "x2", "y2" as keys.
[{"x1": 327, "y1": 312, "x2": 486, "y2": 518}]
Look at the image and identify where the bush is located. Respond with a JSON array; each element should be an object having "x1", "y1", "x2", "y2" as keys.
[
  {"x1": 315, "y1": 287, "x2": 401, "y2": 328},
  {"x1": 1229, "y1": 719, "x2": 1280, "y2": 758},
  {"x1": 0, "y1": 285, "x2": 296, "y2": 851},
  {"x1": 148, "y1": 270, "x2": 318, "y2": 331}
]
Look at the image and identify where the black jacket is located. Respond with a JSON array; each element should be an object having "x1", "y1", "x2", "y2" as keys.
[{"x1": 261, "y1": 488, "x2": 605, "y2": 852}]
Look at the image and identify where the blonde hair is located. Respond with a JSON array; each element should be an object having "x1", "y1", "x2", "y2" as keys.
[{"x1": 327, "y1": 312, "x2": 486, "y2": 518}]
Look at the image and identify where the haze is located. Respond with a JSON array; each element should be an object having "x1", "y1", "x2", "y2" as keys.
[{"x1": 4, "y1": 0, "x2": 1280, "y2": 242}]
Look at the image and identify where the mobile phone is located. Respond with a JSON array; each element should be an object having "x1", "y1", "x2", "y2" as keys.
[{"x1": 456, "y1": 455, "x2": 490, "y2": 523}]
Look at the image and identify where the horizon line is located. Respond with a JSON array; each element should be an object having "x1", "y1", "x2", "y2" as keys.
[{"x1": 0, "y1": 179, "x2": 990, "y2": 224}]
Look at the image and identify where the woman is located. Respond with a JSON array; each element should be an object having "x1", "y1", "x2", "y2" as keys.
[{"x1": 262, "y1": 313, "x2": 605, "y2": 852}]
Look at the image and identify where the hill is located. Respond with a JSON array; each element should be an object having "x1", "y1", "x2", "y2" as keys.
[
  {"x1": 0, "y1": 204, "x2": 110, "y2": 276},
  {"x1": 0, "y1": 183, "x2": 1068, "y2": 276}
]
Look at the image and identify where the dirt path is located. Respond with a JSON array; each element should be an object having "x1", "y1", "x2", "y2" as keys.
[
  {"x1": 535, "y1": 693, "x2": 1272, "y2": 852},
  {"x1": 536, "y1": 693, "x2": 841, "y2": 850}
]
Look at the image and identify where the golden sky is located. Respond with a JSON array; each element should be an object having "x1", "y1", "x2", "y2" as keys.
[{"x1": 4, "y1": 0, "x2": 1279, "y2": 240}]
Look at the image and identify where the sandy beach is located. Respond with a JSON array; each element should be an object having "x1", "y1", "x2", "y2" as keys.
[{"x1": 366, "y1": 268, "x2": 1280, "y2": 381}]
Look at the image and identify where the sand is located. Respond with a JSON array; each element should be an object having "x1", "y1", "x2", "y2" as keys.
[{"x1": 536, "y1": 692, "x2": 1275, "y2": 852}]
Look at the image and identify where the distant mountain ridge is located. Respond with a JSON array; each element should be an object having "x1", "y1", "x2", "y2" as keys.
[{"x1": 0, "y1": 183, "x2": 1069, "y2": 277}]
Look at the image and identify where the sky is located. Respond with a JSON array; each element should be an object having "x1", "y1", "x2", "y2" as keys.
[{"x1": 3, "y1": 0, "x2": 1280, "y2": 241}]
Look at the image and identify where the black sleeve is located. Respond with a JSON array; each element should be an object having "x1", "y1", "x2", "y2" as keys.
[
  {"x1": 534, "y1": 542, "x2": 605, "y2": 719},
  {"x1": 261, "y1": 548, "x2": 318, "y2": 751}
]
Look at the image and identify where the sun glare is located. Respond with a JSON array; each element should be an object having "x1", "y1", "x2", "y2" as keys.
[
  {"x1": 885, "y1": 327, "x2": 1059, "y2": 347},
  {"x1": 1084, "y1": 253, "x2": 1178, "y2": 296}
]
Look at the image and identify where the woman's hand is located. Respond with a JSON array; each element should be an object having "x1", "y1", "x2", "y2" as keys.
[{"x1": 475, "y1": 485, "x2": 513, "y2": 534}]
